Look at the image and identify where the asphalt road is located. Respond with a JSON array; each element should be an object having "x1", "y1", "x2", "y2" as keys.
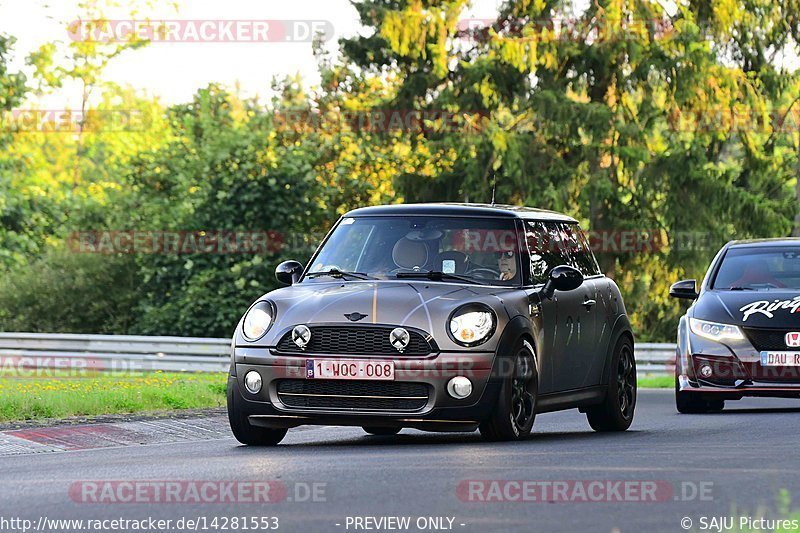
[{"x1": 2, "y1": 390, "x2": 800, "y2": 533}]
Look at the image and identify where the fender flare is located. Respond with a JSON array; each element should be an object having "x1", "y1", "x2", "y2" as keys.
[
  {"x1": 489, "y1": 314, "x2": 537, "y2": 383},
  {"x1": 599, "y1": 314, "x2": 635, "y2": 387}
]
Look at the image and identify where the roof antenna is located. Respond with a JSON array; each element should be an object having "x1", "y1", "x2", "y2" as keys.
[{"x1": 490, "y1": 170, "x2": 497, "y2": 206}]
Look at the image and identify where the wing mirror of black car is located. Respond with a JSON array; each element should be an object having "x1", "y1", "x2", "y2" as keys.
[
  {"x1": 541, "y1": 265, "x2": 584, "y2": 299},
  {"x1": 669, "y1": 279, "x2": 699, "y2": 300},
  {"x1": 276, "y1": 260, "x2": 304, "y2": 285}
]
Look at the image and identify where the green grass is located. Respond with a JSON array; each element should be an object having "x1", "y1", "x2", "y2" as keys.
[
  {"x1": 0, "y1": 369, "x2": 674, "y2": 423},
  {"x1": 637, "y1": 375, "x2": 673, "y2": 388},
  {"x1": 0, "y1": 370, "x2": 226, "y2": 422},
  {"x1": 729, "y1": 490, "x2": 800, "y2": 532}
]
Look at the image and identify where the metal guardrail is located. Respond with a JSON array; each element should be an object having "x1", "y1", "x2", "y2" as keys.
[
  {"x1": 635, "y1": 342, "x2": 676, "y2": 376},
  {"x1": 0, "y1": 332, "x2": 230, "y2": 373},
  {"x1": 0, "y1": 333, "x2": 676, "y2": 375}
]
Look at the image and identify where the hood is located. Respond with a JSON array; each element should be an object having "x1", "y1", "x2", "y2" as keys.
[
  {"x1": 237, "y1": 280, "x2": 525, "y2": 349},
  {"x1": 694, "y1": 290, "x2": 800, "y2": 328}
]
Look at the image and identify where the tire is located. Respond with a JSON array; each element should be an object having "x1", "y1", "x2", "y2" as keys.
[
  {"x1": 675, "y1": 375, "x2": 725, "y2": 414},
  {"x1": 479, "y1": 339, "x2": 538, "y2": 442},
  {"x1": 227, "y1": 378, "x2": 287, "y2": 446},
  {"x1": 587, "y1": 336, "x2": 636, "y2": 432},
  {"x1": 362, "y1": 426, "x2": 401, "y2": 436}
]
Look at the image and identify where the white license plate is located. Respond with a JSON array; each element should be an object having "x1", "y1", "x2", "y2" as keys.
[
  {"x1": 760, "y1": 352, "x2": 800, "y2": 366},
  {"x1": 305, "y1": 359, "x2": 395, "y2": 380}
]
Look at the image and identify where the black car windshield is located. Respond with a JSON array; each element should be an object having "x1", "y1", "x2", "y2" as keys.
[
  {"x1": 713, "y1": 246, "x2": 800, "y2": 290},
  {"x1": 305, "y1": 216, "x2": 522, "y2": 286}
]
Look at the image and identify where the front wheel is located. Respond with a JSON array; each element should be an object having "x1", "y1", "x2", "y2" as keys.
[
  {"x1": 227, "y1": 378, "x2": 288, "y2": 446},
  {"x1": 480, "y1": 340, "x2": 538, "y2": 442},
  {"x1": 586, "y1": 336, "x2": 636, "y2": 432}
]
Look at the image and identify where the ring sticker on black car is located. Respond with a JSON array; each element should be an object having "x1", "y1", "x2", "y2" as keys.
[{"x1": 739, "y1": 296, "x2": 800, "y2": 321}]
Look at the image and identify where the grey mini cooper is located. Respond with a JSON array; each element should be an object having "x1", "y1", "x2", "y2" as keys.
[{"x1": 227, "y1": 203, "x2": 635, "y2": 445}]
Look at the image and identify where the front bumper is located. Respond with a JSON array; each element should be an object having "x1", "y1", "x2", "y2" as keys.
[
  {"x1": 229, "y1": 348, "x2": 502, "y2": 432},
  {"x1": 678, "y1": 326, "x2": 800, "y2": 400},
  {"x1": 678, "y1": 370, "x2": 800, "y2": 400}
]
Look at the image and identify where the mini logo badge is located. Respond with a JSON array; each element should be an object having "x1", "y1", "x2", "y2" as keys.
[
  {"x1": 292, "y1": 325, "x2": 311, "y2": 349},
  {"x1": 344, "y1": 312, "x2": 368, "y2": 322},
  {"x1": 390, "y1": 327, "x2": 410, "y2": 353},
  {"x1": 786, "y1": 332, "x2": 800, "y2": 348}
]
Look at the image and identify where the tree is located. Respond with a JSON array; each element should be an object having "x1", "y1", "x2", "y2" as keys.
[
  {"x1": 0, "y1": 33, "x2": 29, "y2": 267},
  {"x1": 26, "y1": 0, "x2": 155, "y2": 187},
  {"x1": 338, "y1": 0, "x2": 799, "y2": 339}
]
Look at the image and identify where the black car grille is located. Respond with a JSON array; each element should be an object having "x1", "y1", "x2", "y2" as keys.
[
  {"x1": 743, "y1": 328, "x2": 797, "y2": 351},
  {"x1": 742, "y1": 362, "x2": 800, "y2": 382},
  {"x1": 275, "y1": 326, "x2": 434, "y2": 356},
  {"x1": 276, "y1": 379, "x2": 429, "y2": 411}
]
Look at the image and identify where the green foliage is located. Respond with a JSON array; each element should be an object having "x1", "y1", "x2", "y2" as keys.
[
  {"x1": 0, "y1": 34, "x2": 30, "y2": 267},
  {"x1": 1, "y1": 0, "x2": 799, "y2": 341},
  {"x1": 0, "y1": 247, "x2": 140, "y2": 333},
  {"x1": 340, "y1": 0, "x2": 800, "y2": 340},
  {"x1": 114, "y1": 86, "x2": 330, "y2": 336}
]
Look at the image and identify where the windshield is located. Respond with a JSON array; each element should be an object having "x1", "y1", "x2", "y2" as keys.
[
  {"x1": 713, "y1": 246, "x2": 800, "y2": 290},
  {"x1": 306, "y1": 216, "x2": 522, "y2": 286}
]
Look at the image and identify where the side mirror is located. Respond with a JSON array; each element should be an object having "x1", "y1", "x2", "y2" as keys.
[
  {"x1": 542, "y1": 265, "x2": 583, "y2": 299},
  {"x1": 669, "y1": 279, "x2": 698, "y2": 300},
  {"x1": 276, "y1": 260, "x2": 304, "y2": 285}
]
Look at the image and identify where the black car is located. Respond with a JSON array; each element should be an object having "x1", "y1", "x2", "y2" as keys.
[
  {"x1": 671, "y1": 238, "x2": 800, "y2": 413},
  {"x1": 227, "y1": 203, "x2": 636, "y2": 444}
]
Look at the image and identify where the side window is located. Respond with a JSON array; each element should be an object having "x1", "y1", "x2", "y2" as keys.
[
  {"x1": 546, "y1": 222, "x2": 573, "y2": 267},
  {"x1": 562, "y1": 223, "x2": 601, "y2": 276},
  {"x1": 576, "y1": 226, "x2": 602, "y2": 276},
  {"x1": 525, "y1": 221, "x2": 569, "y2": 284}
]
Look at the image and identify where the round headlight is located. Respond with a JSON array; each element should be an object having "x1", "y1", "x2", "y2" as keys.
[
  {"x1": 242, "y1": 301, "x2": 274, "y2": 341},
  {"x1": 449, "y1": 305, "x2": 496, "y2": 346}
]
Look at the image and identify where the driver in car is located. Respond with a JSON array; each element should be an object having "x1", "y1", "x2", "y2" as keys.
[{"x1": 497, "y1": 250, "x2": 517, "y2": 281}]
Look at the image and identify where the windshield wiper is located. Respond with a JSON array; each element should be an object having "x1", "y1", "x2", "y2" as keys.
[
  {"x1": 395, "y1": 271, "x2": 482, "y2": 285},
  {"x1": 306, "y1": 268, "x2": 374, "y2": 280},
  {"x1": 727, "y1": 286, "x2": 755, "y2": 291}
]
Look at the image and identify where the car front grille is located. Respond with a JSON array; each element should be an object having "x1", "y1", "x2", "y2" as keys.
[
  {"x1": 275, "y1": 326, "x2": 434, "y2": 356},
  {"x1": 743, "y1": 328, "x2": 797, "y2": 351},
  {"x1": 276, "y1": 379, "x2": 429, "y2": 411},
  {"x1": 742, "y1": 362, "x2": 800, "y2": 382}
]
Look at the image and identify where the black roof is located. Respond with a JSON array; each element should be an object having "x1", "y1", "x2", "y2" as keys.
[
  {"x1": 727, "y1": 238, "x2": 800, "y2": 248},
  {"x1": 344, "y1": 203, "x2": 577, "y2": 222}
]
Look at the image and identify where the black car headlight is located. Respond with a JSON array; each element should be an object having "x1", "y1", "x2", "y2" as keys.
[
  {"x1": 242, "y1": 301, "x2": 275, "y2": 341},
  {"x1": 689, "y1": 317, "x2": 744, "y2": 342},
  {"x1": 448, "y1": 304, "x2": 496, "y2": 346}
]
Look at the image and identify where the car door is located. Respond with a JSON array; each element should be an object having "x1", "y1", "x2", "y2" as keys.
[
  {"x1": 559, "y1": 223, "x2": 605, "y2": 388},
  {"x1": 522, "y1": 220, "x2": 566, "y2": 394},
  {"x1": 538, "y1": 222, "x2": 593, "y2": 391}
]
